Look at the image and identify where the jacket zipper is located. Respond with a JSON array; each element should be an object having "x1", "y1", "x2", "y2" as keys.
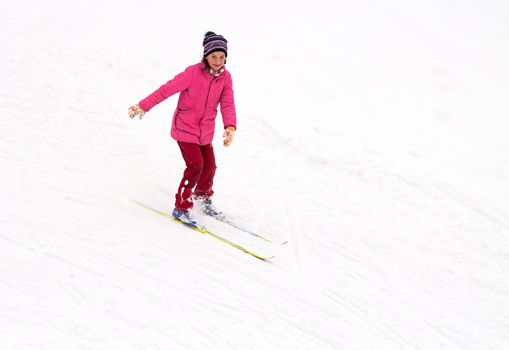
[{"x1": 198, "y1": 75, "x2": 216, "y2": 142}]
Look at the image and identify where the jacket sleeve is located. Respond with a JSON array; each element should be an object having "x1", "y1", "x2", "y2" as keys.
[
  {"x1": 139, "y1": 67, "x2": 193, "y2": 112},
  {"x1": 220, "y1": 74, "x2": 237, "y2": 129}
]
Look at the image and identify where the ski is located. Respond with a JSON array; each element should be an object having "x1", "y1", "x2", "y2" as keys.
[
  {"x1": 212, "y1": 215, "x2": 288, "y2": 245},
  {"x1": 131, "y1": 200, "x2": 275, "y2": 261},
  {"x1": 156, "y1": 187, "x2": 287, "y2": 245}
]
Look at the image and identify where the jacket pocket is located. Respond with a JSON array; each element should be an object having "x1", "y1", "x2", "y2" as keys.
[{"x1": 175, "y1": 110, "x2": 198, "y2": 135}]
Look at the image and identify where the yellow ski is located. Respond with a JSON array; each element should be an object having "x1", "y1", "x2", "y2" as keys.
[{"x1": 131, "y1": 200, "x2": 275, "y2": 261}]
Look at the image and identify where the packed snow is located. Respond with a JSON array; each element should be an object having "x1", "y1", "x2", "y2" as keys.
[{"x1": 1, "y1": 0, "x2": 508, "y2": 349}]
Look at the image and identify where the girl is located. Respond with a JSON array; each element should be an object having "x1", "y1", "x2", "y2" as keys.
[{"x1": 128, "y1": 31, "x2": 237, "y2": 227}]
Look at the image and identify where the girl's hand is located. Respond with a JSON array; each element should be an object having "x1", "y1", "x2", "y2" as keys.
[
  {"x1": 223, "y1": 126, "x2": 236, "y2": 147},
  {"x1": 128, "y1": 104, "x2": 146, "y2": 120}
]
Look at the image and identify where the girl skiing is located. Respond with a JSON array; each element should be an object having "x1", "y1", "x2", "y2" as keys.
[{"x1": 128, "y1": 31, "x2": 237, "y2": 227}]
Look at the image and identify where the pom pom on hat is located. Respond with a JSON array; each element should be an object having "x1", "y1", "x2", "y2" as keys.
[{"x1": 203, "y1": 31, "x2": 228, "y2": 57}]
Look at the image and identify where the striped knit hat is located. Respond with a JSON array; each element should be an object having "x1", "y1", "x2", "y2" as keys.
[{"x1": 203, "y1": 31, "x2": 228, "y2": 57}]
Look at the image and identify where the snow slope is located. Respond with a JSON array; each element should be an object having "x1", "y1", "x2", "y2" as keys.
[{"x1": 1, "y1": 0, "x2": 509, "y2": 349}]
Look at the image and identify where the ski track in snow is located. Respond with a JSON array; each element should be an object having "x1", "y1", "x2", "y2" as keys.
[{"x1": 2, "y1": 0, "x2": 509, "y2": 349}]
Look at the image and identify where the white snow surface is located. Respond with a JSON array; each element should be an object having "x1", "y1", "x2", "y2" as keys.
[{"x1": 1, "y1": 0, "x2": 509, "y2": 349}]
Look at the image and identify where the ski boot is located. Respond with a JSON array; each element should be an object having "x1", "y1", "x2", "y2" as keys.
[
  {"x1": 195, "y1": 197, "x2": 225, "y2": 219},
  {"x1": 172, "y1": 207, "x2": 199, "y2": 227}
]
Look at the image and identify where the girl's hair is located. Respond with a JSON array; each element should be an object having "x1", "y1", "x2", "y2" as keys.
[{"x1": 202, "y1": 57, "x2": 209, "y2": 70}]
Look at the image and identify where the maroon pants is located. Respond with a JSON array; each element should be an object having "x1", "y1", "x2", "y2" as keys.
[{"x1": 175, "y1": 141, "x2": 216, "y2": 211}]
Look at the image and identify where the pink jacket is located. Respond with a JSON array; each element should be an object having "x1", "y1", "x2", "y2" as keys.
[{"x1": 139, "y1": 62, "x2": 237, "y2": 145}]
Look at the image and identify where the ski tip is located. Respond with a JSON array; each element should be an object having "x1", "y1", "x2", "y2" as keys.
[{"x1": 260, "y1": 255, "x2": 276, "y2": 261}]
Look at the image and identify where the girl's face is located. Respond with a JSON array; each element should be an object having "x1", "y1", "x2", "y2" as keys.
[{"x1": 206, "y1": 52, "x2": 226, "y2": 70}]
